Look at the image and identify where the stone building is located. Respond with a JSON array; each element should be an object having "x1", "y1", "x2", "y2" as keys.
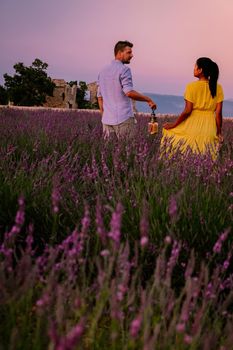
[
  {"x1": 44, "y1": 79, "x2": 78, "y2": 109},
  {"x1": 87, "y1": 82, "x2": 98, "y2": 105}
]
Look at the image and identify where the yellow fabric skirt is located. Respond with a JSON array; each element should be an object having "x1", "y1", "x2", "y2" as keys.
[{"x1": 160, "y1": 110, "x2": 219, "y2": 159}]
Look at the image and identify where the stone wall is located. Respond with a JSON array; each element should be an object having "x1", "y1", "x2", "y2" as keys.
[
  {"x1": 44, "y1": 79, "x2": 78, "y2": 109},
  {"x1": 87, "y1": 82, "x2": 98, "y2": 105}
]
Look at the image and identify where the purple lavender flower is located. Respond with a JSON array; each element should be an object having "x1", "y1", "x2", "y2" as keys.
[
  {"x1": 165, "y1": 240, "x2": 181, "y2": 285},
  {"x1": 100, "y1": 249, "x2": 110, "y2": 257},
  {"x1": 184, "y1": 334, "x2": 193, "y2": 344},
  {"x1": 140, "y1": 236, "x2": 149, "y2": 247},
  {"x1": 49, "y1": 320, "x2": 84, "y2": 350},
  {"x1": 176, "y1": 323, "x2": 185, "y2": 333},
  {"x1": 223, "y1": 260, "x2": 230, "y2": 270},
  {"x1": 168, "y1": 195, "x2": 178, "y2": 222},
  {"x1": 81, "y1": 205, "x2": 90, "y2": 234},
  {"x1": 213, "y1": 228, "x2": 230, "y2": 254},
  {"x1": 96, "y1": 197, "x2": 107, "y2": 244},
  {"x1": 140, "y1": 202, "x2": 149, "y2": 247},
  {"x1": 164, "y1": 235, "x2": 172, "y2": 244},
  {"x1": 26, "y1": 223, "x2": 34, "y2": 255},
  {"x1": 130, "y1": 316, "x2": 142, "y2": 338},
  {"x1": 61, "y1": 322, "x2": 84, "y2": 349},
  {"x1": 3, "y1": 196, "x2": 26, "y2": 250},
  {"x1": 51, "y1": 186, "x2": 61, "y2": 214},
  {"x1": 108, "y1": 203, "x2": 123, "y2": 247},
  {"x1": 36, "y1": 293, "x2": 50, "y2": 309}
]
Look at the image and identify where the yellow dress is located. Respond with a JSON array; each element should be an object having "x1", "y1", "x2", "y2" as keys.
[{"x1": 161, "y1": 81, "x2": 224, "y2": 158}]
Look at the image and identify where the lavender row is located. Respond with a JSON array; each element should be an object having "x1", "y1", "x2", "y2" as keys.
[
  {"x1": 0, "y1": 108, "x2": 232, "y2": 349},
  {"x1": 0, "y1": 196, "x2": 233, "y2": 349}
]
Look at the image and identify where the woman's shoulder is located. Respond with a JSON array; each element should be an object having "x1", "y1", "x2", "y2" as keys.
[
  {"x1": 186, "y1": 80, "x2": 203, "y2": 88},
  {"x1": 185, "y1": 81, "x2": 200, "y2": 92},
  {"x1": 217, "y1": 83, "x2": 223, "y2": 90},
  {"x1": 187, "y1": 81, "x2": 223, "y2": 89},
  {"x1": 187, "y1": 81, "x2": 199, "y2": 85}
]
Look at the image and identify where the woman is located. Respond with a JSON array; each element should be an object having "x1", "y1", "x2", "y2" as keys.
[{"x1": 161, "y1": 57, "x2": 224, "y2": 158}]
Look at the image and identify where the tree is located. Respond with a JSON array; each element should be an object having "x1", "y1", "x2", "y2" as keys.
[
  {"x1": 68, "y1": 80, "x2": 78, "y2": 87},
  {"x1": 0, "y1": 85, "x2": 8, "y2": 105},
  {"x1": 76, "y1": 81, "x2": 89, "y2": 109},
  {"x1": 3, "y1": 58, "x2": 55, "y2": 106},
  {"x1": 76, "y1": 81, "x2": 98, "y2": 109}
]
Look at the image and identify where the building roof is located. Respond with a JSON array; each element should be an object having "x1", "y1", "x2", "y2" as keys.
[{"x1": 52, "y1": 79, "x2": 67, "y2": 87}]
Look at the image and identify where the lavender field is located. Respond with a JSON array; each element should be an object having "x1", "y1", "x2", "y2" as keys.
[{"x1": 0, "y1": 108, "x2": 233, "y2": 350}]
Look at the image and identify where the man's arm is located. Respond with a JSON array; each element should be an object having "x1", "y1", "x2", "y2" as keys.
[
  {"x1": 97, "y1": 97, "x2": 104, "y2": 115},
  {"x1": 126, "y1": 90, "x2": 157, "y2": 110},
  {"x1": 96, "y1": 74, "x2": 104, "y2": 114}
]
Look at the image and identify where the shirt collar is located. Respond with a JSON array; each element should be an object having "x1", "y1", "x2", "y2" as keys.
[{"x1": 112, "y1": 59, "x2": 124, "y2": 65}]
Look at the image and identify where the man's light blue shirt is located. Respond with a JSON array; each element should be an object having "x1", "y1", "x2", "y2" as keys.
[{"x1": 97, "y1": 60, "x2": 134, "y2": 125}]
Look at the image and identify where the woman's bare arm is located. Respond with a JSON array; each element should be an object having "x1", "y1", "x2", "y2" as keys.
[
  {"x1": 215, "y1": 102, "x2": 223, "y2": 136},
  {"x1": 163, "y1": 100, "x2": 193, "y2": 130}
]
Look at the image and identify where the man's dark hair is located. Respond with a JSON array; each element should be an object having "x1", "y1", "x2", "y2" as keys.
[{"x1": 114, "y1": 41, "x2": 133, "y2": 56}]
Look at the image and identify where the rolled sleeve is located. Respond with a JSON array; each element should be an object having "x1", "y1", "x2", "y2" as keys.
[
  {"x1": 120, "y1": 67, "x2": 133, "y2": 94},
  {"x1": 184, "y1": 83, "x2": 194, "y2": 103},
  {"x1": 217, "y1": 84, "x2": 224, "y2": 103}
]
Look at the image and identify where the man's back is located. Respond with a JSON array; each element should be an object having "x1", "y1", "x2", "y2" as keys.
[
  {"x1": 97, "y1": 60, "x2": 133, "y2": 125},
  {"x1": 97, "y1": 41, "x2": 156, "y2": 138}
]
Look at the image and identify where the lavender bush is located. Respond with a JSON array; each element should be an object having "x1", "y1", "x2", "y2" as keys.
[{"x1": 0, "y1": 108, "x2": 233, "y2": 349}]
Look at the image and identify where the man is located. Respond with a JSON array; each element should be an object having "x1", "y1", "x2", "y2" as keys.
[{"x1": 97, "y1": 41, "x2": 157, "y2": 138}]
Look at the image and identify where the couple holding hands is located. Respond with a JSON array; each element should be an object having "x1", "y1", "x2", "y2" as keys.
[{"x1": 97, "y1": 41, "x2": 224, "y2": 159}]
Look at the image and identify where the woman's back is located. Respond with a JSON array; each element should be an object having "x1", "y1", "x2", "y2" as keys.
[
  {"x1": 185, "y1": 81, "x2": 224, "y2": 112},
  {"x1": 161, "y1": 57, "x2": 224, "y2": 159}
]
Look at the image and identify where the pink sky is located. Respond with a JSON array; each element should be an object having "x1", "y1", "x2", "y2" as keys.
[{"x1": 1, "y1": 0, "x2": 233, "y2": 98}]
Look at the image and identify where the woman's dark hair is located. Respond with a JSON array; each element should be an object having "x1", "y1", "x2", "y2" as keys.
[
  {"x1": 196, "y1": 57, "x2": 219, "y2": 98},
  {"x1": 114, "y1": 41, "x2": 133, "y2": 56}
]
